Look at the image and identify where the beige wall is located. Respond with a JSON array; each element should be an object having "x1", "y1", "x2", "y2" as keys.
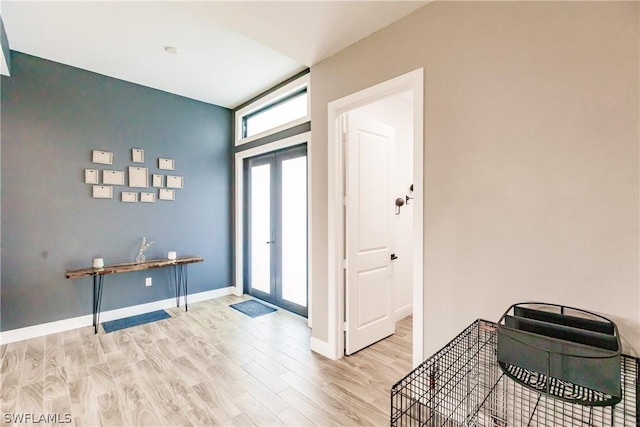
[{"x1": 310, "y1": 1, "x2": 640, "y2": 357}]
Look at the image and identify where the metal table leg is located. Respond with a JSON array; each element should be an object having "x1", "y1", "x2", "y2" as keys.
[
  {"x1": 93, "y1": 274, "x2": 104, "y2": 334},
  {"x1": 174, "y1": 264, "x2": 188, "y2": 311}
]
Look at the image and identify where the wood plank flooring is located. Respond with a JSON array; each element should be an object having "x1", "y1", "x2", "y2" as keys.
[{"x1": 1, "y1": 295, "x2": 412, "y2": 426}]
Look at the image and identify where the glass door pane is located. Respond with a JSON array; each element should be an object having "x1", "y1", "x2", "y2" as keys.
[
  {"x1": 249, "y1": 163, "x2": 272, "y2": 294},
  {"x1": 280, "y1": 156, "x2": 307, "y2": 307},
  {"x1": 245, "y1": 144, "x2": 307, "y2": 317}
]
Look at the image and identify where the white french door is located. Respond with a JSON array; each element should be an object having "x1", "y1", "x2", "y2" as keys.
[{"x1": 245, "y1": 145, "x2": 308, "y2": 317}]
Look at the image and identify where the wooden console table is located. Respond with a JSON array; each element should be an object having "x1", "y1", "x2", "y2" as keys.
[{"x1": 66, "y1": 257, "x2": 204, "y2": 333}]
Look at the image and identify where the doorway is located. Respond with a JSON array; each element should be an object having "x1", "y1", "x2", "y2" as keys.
[
  {"x1": 244, "y1": 144, "x2": 308, "y2": 317},
  {"x1": 343, "y1": 93, "x2": 414, "y2": 355},
  {"x1": 325, "y1": 69, "x2": 424, "y2": 366}
]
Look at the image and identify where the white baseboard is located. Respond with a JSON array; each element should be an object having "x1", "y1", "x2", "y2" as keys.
[
  {"x1": 395, "y1": 303, "x2": 413, "y2": 321},
  {"x1": 310, "y1": 336, "x2": 337, "y2": 360},
  {"x1": 0, "y1": 286, "x2": 234, "y2": 345}
]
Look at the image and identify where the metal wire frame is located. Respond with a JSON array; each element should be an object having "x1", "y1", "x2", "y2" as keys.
[{"x1": 391, "y1": 320, "x2": 638, "y2": 427}]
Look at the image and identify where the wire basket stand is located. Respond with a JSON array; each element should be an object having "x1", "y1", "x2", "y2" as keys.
[{"x1": 390, "y1": 320, "x2": 638, "y2": 426}]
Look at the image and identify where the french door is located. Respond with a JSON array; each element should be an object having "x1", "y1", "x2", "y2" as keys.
[{"x1": 244, "y1": 144, "x2": 308, "y2": 317}]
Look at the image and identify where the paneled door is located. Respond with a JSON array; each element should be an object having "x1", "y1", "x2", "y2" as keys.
[
  {"x1": 245, "y1": 145, "x2": 308, "y2": 317},
  {"x1": 344, "y1": 111, "x2": 396, "y2": 354}
]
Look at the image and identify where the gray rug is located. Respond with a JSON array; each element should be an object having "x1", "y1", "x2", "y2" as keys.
[{"x1": 230, "y1": 300, "x2": 277, "y2": 318}]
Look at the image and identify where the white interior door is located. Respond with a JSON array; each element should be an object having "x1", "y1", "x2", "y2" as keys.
[{"x1": 345, "y1": 111, "x2": 396, "y2": 355}]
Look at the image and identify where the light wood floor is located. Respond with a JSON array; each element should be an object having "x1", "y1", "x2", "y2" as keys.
[{"x1": 1, "y1": 295, "x2": 412, "y2": 426}]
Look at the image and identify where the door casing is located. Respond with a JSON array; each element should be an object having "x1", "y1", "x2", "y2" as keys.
[{"x1": 324, "y1": 69, "x2": 424, "y2": 366}]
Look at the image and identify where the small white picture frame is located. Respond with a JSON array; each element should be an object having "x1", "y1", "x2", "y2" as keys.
[
  {"x1": 92, "y1": 150, "x2": 113, "y2": 165},
  {"x1": 102, "y1": 170, "x2": 125, "y2": 186},
  {"x1": 159, "y1": 158, "x2": 175, "y2": 170},
  {"x1": 159, "y1": 188, "x2": 175, "y2": 201},
  {"x1": 132, "y1": 148, "x2": 144, "y2": 163},
  {"x1": 128, "y1": 167, "x2": 149, "y2": 188},
  {"x1": 141, "y1": 192, "x2": 156, "y2": 203},
  {"x1": 85, "y1": 169, "x2": 99, "y2": 184},
  {"x1": 152, "y1": 174, "x2": 164, "y2": 188},
  {"x1": 121, "y1": 192, "x2": 138, "y2": 203},
  {"x1": 166, "y1": 175, "x2": 183, "y2": 189},
  {"x1": 92, "y1": 185, "x2": 113, "y2": 199}
]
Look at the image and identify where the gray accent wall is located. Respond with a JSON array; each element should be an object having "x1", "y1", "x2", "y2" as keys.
[{"x1": 1, "y1": 51, "x2": 232, "y2": 331}]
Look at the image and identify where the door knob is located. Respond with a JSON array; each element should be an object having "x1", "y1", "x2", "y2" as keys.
[{"x1": 395, "y1": 198, "x2": 405, "y2": 215}]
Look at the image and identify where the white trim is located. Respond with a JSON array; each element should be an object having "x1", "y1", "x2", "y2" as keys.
[
  {"x1": 235, "y1": 74, "x2": 310, "y2": 146},
  {"x1": 0, "y1": 286, "x2": 234, "y2": 345},
  {"x1": 395, "y1": 303, "x2": 413, "y2": 322},
  {"x1": 1, "y1": 53, "x2": 9, "y2": 76},
  {"x1": 327, "y1": 68, "x2": 424, "y2": 367},
  {"x1": 234, "y1": 131, "x2": 313, "y2": 327},
  {"x1": 309, "y1": 336, "x2": 335, "y2": 360}
]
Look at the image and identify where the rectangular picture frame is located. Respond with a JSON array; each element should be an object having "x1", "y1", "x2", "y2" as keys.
[
  {"x1": 85, "y1": 169, "x2": 99, "y2": 184},
  {"x1": 102, "y1": 170, "x2": 125, "y2": 186},
  {"x1": 121, "y1": 192, "x2": 138, "y2": 203},
  {"x1": 141, "y1": 192, "x2": 156, "y2": 203},
  {"x1": 166, "y1": 175, "x2": 183, "y2": 189},
  {"x1": 92, "y1": 150, "x2": 113, "y2": 165},
  {"x1": 92, "y1": 185, "x2": 113, "y2": 199},
  {"x1": 152, "y1": 174, "x2": 164, "y2": 188},
  {"x1": 158, "y1": 158, "x2": 175, "y2": 170},
  {"x1": 132, "y1": 148, "x2": 144, "y2": 163}
]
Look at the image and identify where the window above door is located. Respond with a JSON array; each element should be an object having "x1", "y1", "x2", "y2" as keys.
[{"x1": 235, "y1": 74, "x2": 310, "y2": 146}]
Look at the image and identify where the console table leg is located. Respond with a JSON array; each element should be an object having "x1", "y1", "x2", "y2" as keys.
[
  {"x1": 93, "y1": 275, "x2": 104, "y2": 334},
  {"x1": 174, "y1": 265, "x2": 180, "y2": 308},
  {"x1": 173, "y1": 264, "x2": 188, "y2": 311},
  {"x1": 184, "y1": 265, "x2": 188, "y2": 312}
]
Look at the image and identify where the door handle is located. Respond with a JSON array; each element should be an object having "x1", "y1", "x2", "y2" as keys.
[
  {"x1": 391, "y1": 253, "x2": 398, "y2": 261},
  {"x1": 266, "y1": 241, "x2": 274, "y2": 244}
]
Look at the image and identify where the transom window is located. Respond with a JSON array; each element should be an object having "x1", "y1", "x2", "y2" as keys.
[{"x1": 235, "y1": 74, "x2": 310, "y2": 145}]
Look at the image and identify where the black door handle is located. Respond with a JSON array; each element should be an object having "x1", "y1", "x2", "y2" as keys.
[{"x1": 391, "y1": 254, "x2": 398, "y2": 260}]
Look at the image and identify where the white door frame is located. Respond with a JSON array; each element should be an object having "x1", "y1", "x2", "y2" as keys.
[
  {"x1": 234, "y1": 131, "x2": 313, "y2": 327},
  {"x1": 327, "y1": 69, "x2": 424, "y2": 366}
]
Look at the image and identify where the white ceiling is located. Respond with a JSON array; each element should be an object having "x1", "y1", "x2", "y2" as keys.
[{"x1": 1, "y1": 1, "x2": 427, "y2": 108}]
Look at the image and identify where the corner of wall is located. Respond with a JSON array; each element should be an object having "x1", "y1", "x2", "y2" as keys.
[{"x1": 0, "y1": 16, "x2": 11, "y2": 76}]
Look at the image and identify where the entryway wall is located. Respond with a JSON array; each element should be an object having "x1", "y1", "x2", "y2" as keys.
[{"x1": 351, "y1": 92, "x2": 414, "y2": 320}]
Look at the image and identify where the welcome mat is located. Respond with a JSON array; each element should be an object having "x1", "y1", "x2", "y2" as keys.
[
  {"x1": 102, "y1": 310, "x2": 171, "y2": 333},
  {"x1": 230, "y1": 300, "x2": 276, "y2": 318}
]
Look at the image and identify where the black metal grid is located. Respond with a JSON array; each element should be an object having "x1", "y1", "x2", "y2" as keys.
[{"x1": 391, "y1": 320, "x2": 638, "y2": 427}]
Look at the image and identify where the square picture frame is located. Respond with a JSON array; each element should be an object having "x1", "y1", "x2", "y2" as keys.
[{"x1": 128, "y1": 167, "x2": 149, "y2": 188}]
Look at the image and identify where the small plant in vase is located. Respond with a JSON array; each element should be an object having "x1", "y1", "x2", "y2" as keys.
[{"x1": 136, "y1": 237, "x2": 155, "y2": 263}]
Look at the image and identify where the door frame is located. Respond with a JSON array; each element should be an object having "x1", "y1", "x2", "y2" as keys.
[
  {"x1": 235, "y1": 131, "x2": 313, "y2": 326},
  {"x1": 327, "y1": 69, "x2": 424, "y2": 366},
  {"x1": 244, "y1": 145, "x2": 309, "y2": 317}
]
